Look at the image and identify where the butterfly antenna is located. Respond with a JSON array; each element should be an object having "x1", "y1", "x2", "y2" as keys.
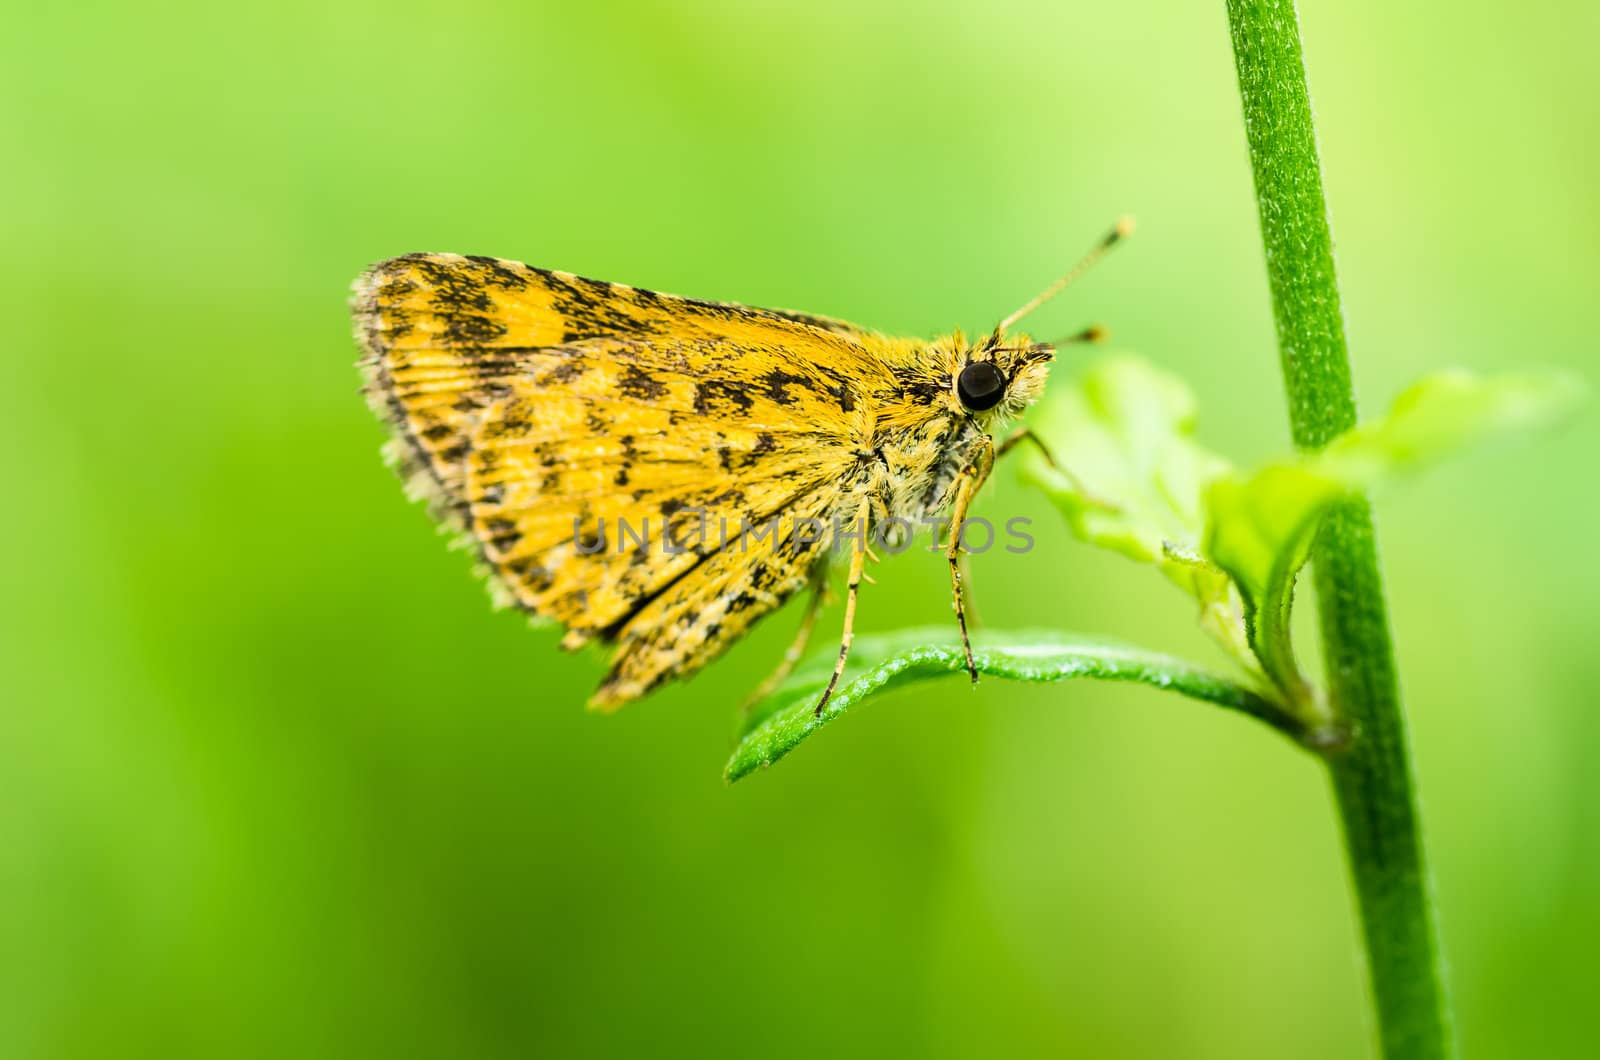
[
  {"x1": 1042, "y1": 324, "x2": 1107, "y2": 348},
  {"x1": 997, "y1": 216, "x2": 1134, "y2": 334}
]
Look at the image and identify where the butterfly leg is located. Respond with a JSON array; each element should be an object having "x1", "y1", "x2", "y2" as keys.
[
  {"x1": 995, "y1": 425, "x2": 1117, "y2": 509},
  {"x1": 740, "y1": 565, "x2": 828, "y2": 714},
  {"x1": 813, "y1": 522, "x2": 870, "y2": 717},
  {"x1": 956, "y1": 551, "x2": 980, "y2": 627},
  {"x1": 995, "y1": 426, "x2": 1055, "y2": 464},
  {"x1": 946, "y1": 437, "x2": 997, "y2": 684},
  {"x1": 958, "y1": 428, "x2": 1060, "y2": 629}
]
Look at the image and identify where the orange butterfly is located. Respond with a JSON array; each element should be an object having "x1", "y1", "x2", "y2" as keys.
[{"x1": 353, "y1": 221, "x2": 1127, "y2": 713}]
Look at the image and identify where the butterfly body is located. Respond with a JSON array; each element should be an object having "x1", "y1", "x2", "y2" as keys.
[{"x1": 351, "y1": 237, "x2": 1114, "y2": 710}]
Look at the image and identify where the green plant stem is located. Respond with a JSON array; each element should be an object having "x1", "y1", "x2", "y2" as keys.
[{"x1": 1224, "y1": 3, "x2": 1454, "y2": 1058}]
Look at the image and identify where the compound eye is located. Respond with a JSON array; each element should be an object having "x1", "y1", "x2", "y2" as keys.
[{"x1": 956, "y1": 361, "x2": 1007, "y2": 412}]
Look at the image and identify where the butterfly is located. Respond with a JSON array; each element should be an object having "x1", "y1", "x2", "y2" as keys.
[{"x1": 352, "y1": 220, "x2": 1129, "y2": 714}]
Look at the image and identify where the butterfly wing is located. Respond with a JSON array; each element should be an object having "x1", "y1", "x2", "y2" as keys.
[{"x1": 352, "y1": 253, "x2": 889, "y2": 707}]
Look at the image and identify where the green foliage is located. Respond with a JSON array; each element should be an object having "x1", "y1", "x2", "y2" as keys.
[
  {"x1": 1205, "y1": 370, "x2": 1584, "y2": 710},
  {"x1": 740, "y1": 361, "x2": 1581, "y2": 769},
  {"x1": 1019, "y1": 355, "x2": 1254, "y2": 672},
  {"x1": 726, "y1": 628, "x2": 1289, "y2": 782},
  {"x1": 1024, "y1": 357, "x2": 1580, "y2": 726}
]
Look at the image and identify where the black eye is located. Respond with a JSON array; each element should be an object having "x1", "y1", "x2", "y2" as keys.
[{"x1": 956, "y1": 361, "x2": 1007, "y2": 411}]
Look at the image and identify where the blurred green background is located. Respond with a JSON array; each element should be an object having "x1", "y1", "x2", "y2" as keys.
[{"x1": 3, "y1": 1, "x2": 1596, "y2": 1057}]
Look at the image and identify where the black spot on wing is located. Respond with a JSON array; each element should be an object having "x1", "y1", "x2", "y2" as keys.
[
  {"x1": 616, "y1": 365, "x2": 669, "y2": 401},
  {"x1": 484, "y1": 516, "x2": 523, "y2": 553},
  {"x1": 412, "y1": 256, "x2": 493, "y2": 312},
  {"x1": 762, "y1": 369, "x2": 817, "y2": 406},
  {"x1": 503, "y1": 556, "x2": 555, "y2": 594},
  {"x1": 693, "y1": 380, "x2": 755, "y2": 417},
  {"x1": 445, "y1": 313, "x2": 508, "y2": 344},
  {"x1": 399, "y1": 255, "x2": 526, "y2": 348},
  {"x1": 463, "y1": 255, "x2": 530, "y2": 291},
  {"x1": 715, "y1": 429, "x2": 778, "y2": 473},
  {"x1": 538, "y1": 358, "x2": 587, "y2": 386},
  {"x1": 630, "y1": 285, "x2": 666, "y2": 310},
  {"x1": 376, "y1": 276, "x2": 418, "y2": 300},
  {"x1": 541, "y1": 271, "x2": 657, "y2": 342},
  {"x1": 726, "y1": 590, "x2": 760, "y2": 615}
]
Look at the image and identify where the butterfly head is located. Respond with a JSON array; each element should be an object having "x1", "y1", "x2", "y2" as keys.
[
  {"x1": 950, "y1": 330, "x2": 1057, "y2": 422},
  {"x1": 951, "y1": 215, "x2": 1130, "y2": 424}
]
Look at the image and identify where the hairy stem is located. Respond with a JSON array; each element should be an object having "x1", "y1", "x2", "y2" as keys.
[{"x1": 1224, "y1": 2, "x2": 1454, "y2": 1057}]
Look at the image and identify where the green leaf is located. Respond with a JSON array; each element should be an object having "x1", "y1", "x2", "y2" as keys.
[
  {"x1": 1020, "y1": 354, "x2": 1255, "y2": 671},
  {"x1": 726, "y1": 628, "x2": 1298, "y2": 783},
  {"x1": 1205, "y1": 369, "x2": 1585, "y2": 705}
]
